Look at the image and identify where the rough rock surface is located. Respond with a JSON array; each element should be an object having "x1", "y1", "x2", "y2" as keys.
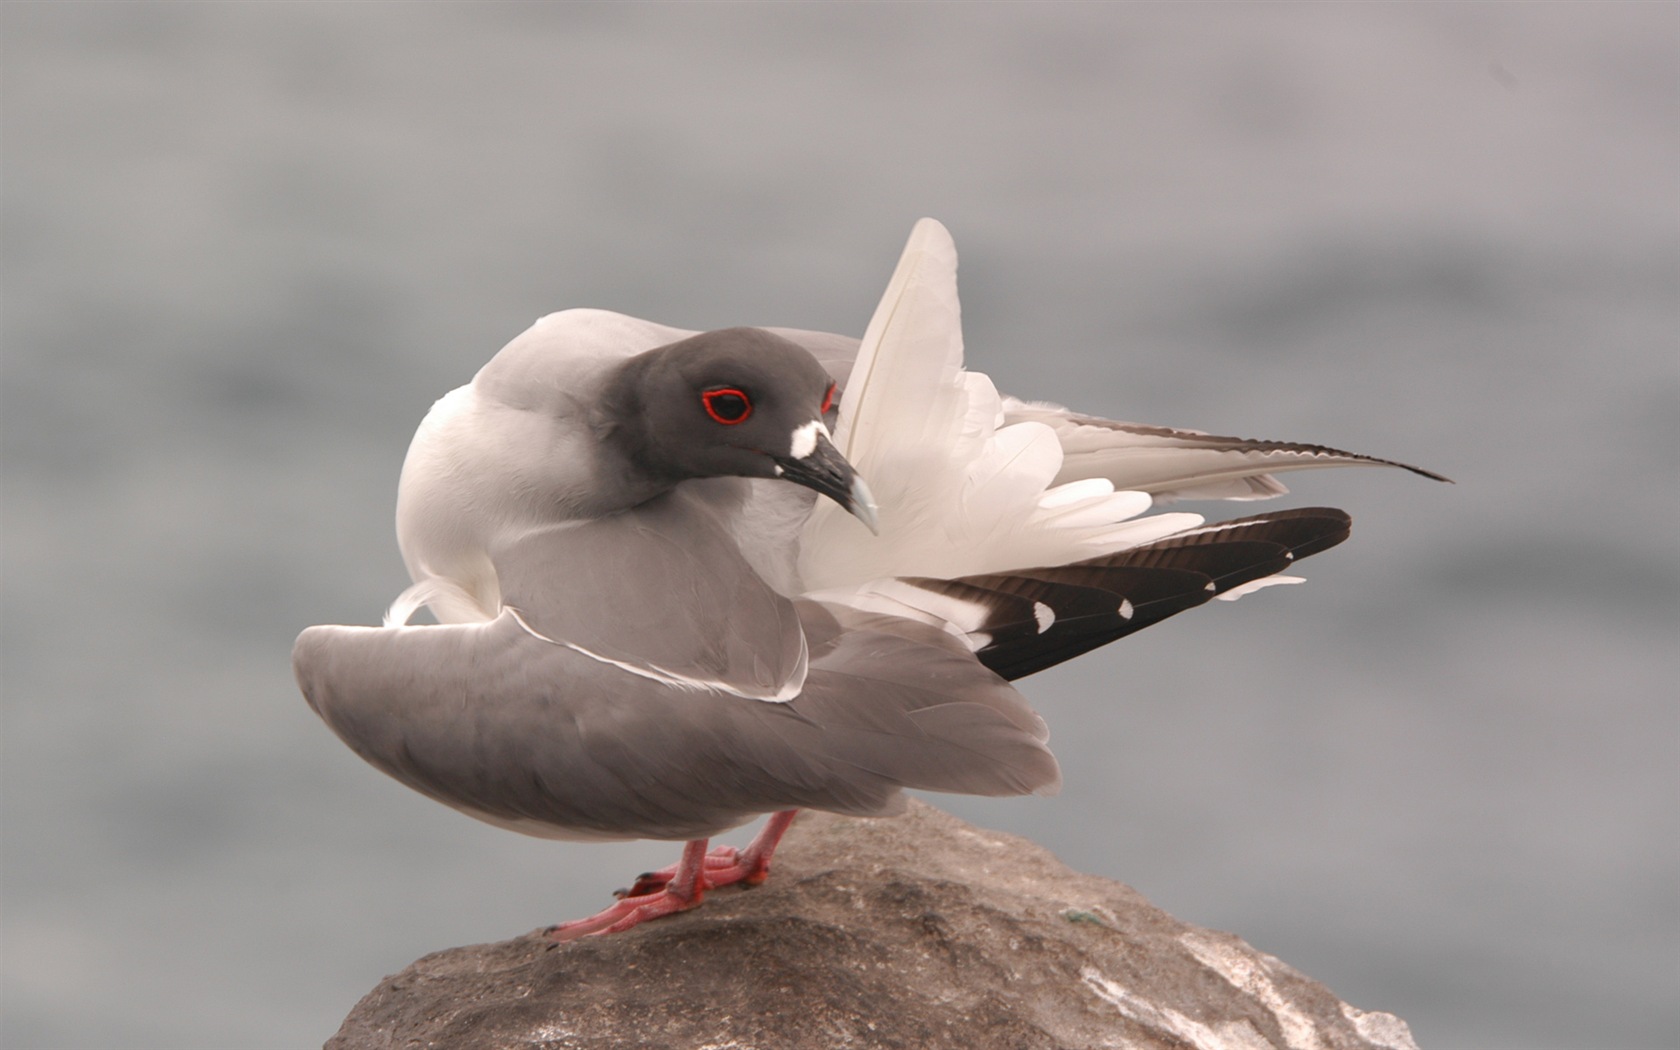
[{"x1": 329, "y1": 801, "x2": 1418, "y2": 1050}]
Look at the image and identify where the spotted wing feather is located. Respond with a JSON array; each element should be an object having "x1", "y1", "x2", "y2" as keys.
[{"x1": 855, "y1": 508, "x2": 1352, "y2": 681}]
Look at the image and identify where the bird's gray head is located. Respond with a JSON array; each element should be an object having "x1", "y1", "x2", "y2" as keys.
[{"x1": 606, "y1": 327, "x2": 879, "y2": 531}]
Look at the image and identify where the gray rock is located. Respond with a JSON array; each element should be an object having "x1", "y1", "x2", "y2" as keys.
[{"x1": 328, "y1": 801, "x2": 1417, "y2": 1050}]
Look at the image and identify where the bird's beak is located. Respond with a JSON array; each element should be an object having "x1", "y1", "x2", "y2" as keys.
[{"x1": 773, "y1": 429, "x2": 880, "y2": 534}]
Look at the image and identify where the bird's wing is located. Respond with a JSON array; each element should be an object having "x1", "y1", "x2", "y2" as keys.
[
  {"x1": 485, "y1": 487, "x2": 810, "y2": 703},
  {"x1": 768, "y1": 325, "x2": 1446, "y2": 508},
  {"x1": 797, "y1": 219, "x2": 1203, "y2": 592},
  {"x1": 806, "y1": 507, "x2": 1351, "y2": 682},
  {"x1": 295, "y1": 593, "x2": 1058, "y2": 843},
  {"x1": 1002, "y1": 399, "x2": 1449, "y2": 503}
]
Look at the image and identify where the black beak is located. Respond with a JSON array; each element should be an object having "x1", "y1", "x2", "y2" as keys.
[{"x1": 773, "y1": 430, "x2": 880, "y2": 534}]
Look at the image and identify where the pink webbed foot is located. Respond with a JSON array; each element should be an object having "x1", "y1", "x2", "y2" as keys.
[
  {"x1": 546, "y1": 883, "x2": 705, "y2": 941},
  {"x1": 547, "y1": 811, "x2": 800, "y2": 942},
  {"x1": 548, "y1": 839, "x2": 711, "y2": 942}
]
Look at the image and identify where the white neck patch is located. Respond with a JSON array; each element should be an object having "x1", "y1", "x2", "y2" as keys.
[{"x1": 788, "y1": 419, "x2": 830, "y2": 460}]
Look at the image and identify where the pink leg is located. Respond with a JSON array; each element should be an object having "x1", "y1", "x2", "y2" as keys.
[
  {"x1": 708, "y1": 809, "x2": 798, "y2": 887},
  {"x1": 615, "y1": 846, "x2": 746, "y2": 899},
  {"x1": 615, "y1": 810, "x2": 800, "y2": 899},
  {"x1": 546, "y1": 838, "x2": 710, "y2": 942}
]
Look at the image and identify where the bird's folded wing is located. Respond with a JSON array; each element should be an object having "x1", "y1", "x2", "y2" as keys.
[
  {"x1": 294, "y1": 599, "x2": 1058, "y2": 842},
  {"x1": 1003, "y1": 399, "x2": 1449, "y2": 502},
  {"x1": 488, "y1": 488, "x2": 808, "y2": 702}
]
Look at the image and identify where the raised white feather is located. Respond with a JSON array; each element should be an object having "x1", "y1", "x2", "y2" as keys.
[{"x1": 798, "y1": 219, "x2": 1202, "y2": 592}]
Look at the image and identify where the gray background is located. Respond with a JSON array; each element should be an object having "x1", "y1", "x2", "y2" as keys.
[{"x1": 3, "y1": 4, "x2": 1675, "y2": 1048}]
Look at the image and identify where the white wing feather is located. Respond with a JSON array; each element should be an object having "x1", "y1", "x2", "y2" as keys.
[{"x1": 799, "y1": 219, "x2": 1201, "y2": 591}]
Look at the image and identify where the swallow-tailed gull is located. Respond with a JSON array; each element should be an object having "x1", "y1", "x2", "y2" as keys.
[{"x1": 295, "y1": 219, "x2": 1444, "y2": 939}]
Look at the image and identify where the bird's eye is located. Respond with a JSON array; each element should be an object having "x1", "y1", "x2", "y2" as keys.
[
  {"x1": 701, "y1": 387, "x2": 753, "y2": 425},
  {"x1": 821, "y1": 382, "x2": 837, "y2": 415}
]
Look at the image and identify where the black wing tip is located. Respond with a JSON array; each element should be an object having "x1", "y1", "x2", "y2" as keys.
[
  {"x1": 1107, "y1": 506, "x2": 1353, "y2": 564},
  {"x1": 954, "y1": 506, "x2": 1359, "y2": 681},
  {"x1": 1382, "y1": 459, "x2": 1453, "y2": 484}
]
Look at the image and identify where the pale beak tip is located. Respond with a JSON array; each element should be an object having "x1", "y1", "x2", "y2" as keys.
[{"x1": 849, "y1": 475, "x2": 881, "y2": 535}]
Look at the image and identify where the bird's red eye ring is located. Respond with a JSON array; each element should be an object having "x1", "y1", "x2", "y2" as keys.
[
  {"x1": 702, "y1": 387, "x2": 753, "y2": 425},
  {"x1": 821, "y1": 382, "x2": 837, "y2": 415}
]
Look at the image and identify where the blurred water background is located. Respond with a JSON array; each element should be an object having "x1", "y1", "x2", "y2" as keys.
[{"x1": 3, "y1": 4, "x2": 1676, "y2": 1048}]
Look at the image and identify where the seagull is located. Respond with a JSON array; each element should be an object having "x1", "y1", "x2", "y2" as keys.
[{"x1": 294, "y1": 219, "x2": 1444, "y2": 940}]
